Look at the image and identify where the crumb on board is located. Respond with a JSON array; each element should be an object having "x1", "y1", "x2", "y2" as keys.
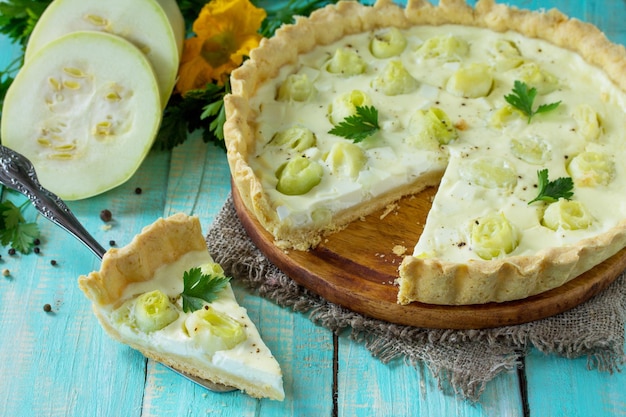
[
  {"x1": 392, "y1": 245, "x2": 407, "y2": 256},
  {"x1": 380, "y1": 203, "x2": 398, "y2": 220}
]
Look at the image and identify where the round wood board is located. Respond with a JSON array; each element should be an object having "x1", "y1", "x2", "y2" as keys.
[{"x1": 232, "y1": 184, "x2": 626, "y2": 329}]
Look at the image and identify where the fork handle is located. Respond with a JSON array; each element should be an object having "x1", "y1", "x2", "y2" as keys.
[{"x1": 0, "y1": 145, "x2": 107, "y2": 259}]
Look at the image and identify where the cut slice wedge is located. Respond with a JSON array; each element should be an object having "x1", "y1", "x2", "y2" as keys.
[
  {"x1": 1, "y1": 31, "x2": 161, "y2": 200},
  {"x1": 24, "y1": 0, "x2": 184, "y2": 106},
  {"x1": 78, "y1": 213, "x2": 285, "y2": 401}
]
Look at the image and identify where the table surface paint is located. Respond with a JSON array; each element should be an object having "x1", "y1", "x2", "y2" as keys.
[{"x1": 1, "y1": 1, "x2": 626, "y2": 416}]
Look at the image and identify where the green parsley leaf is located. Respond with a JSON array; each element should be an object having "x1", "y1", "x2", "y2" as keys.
[
  {"x1": 180, "y1": 267, "x2": 231, "y2": 313},
  {"x1": 153, "y1": 100, "x2": 188, "y2": 150},
  {"x1": 10, "y1": 222, "x2": 39, "y2": 253},
  {"x1": 328, "y1": 105, "x2": 380, "y2": 143},
  {"x1": 528, "y1": 169, "x2": 574, "y2": 205},
  {"x1": 0, "y1": 0, "x2": 49, "y2": 46},
  {"x1": 176, "y1": 0, "x2": 210, "y2": 31},
  {"x1": 0, "y1": 200, "x2": 39, "y2": 253},
  {"x1": 504, "y1": 80, "x2": 561, "y2": 123},
  {"x1": 2, "y1": 200, "x2": 23, "y2": 229},
  {"x1": 0, "y1": 0, "x2": 50, "y2": 119},
  {"x1": 201, "y1": 94, "x2": 226, "y2": 142},
  {"x1": 258, "y1": 0, "x2": 339, "y2": 37},
  {"x1": 154, "y1": 83, "x2": 228, "y2": 151}
]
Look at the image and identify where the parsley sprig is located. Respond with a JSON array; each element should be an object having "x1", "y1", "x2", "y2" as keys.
[
  {"x1": 328, "y1": 105, "x2": 380, "y2": 143},
  {"x1": 155, "y1": 82, "x2": 228, "y2": 151},
  {"x1": 504, "y1": 80, "x2": 561, "y2": 123},
  {"x1": 0, "y1": 0, "x2": 50, "y2": 118},
  {"x1": 0, "y1": 198, "x2": 40, "y2": 253},
  {"x1": 0, "y1": 0, "x2": 48, "y2": 45},
  {"x1": 528, "y1": 169, "x2": 574, "y2": 205},
  {"x1": 180, "y1": 267, "x2": 231, "y2": 313},
  {"x1": 259, "y1": 0, "x2": 337, "y2": 37}
]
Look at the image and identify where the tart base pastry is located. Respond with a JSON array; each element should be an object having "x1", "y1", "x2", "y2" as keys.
[
  {"x1": 78, "y1": 213, "x2": 284, "y2": 400},
  {"x1": 224, "y1": 0, "x2": 626, "y2": 305}
]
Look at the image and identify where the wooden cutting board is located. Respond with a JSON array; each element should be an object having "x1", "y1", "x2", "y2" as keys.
[{"x1": 232, "y1": 184, "x2": 626, "y2": 329}]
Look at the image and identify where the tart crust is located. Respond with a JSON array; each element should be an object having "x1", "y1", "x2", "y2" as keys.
[
  {"x1": 224, "y1": 0, "x2": 626, "y2": 305},
  {"x1": 78, "y1": 214, "x2": 284, "y2": 400}
]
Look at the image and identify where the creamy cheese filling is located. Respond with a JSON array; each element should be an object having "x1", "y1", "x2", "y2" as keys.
[
  {"x1": 96, "y1": 250, "x2": 283, "y2": 393},
  {"x1": 248, "y1": 24, "x2": 626, "y2": 261}
]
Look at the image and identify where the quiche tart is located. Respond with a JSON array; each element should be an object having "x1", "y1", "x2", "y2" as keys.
[
  {"x1": 78, "y1": 214, "x2": 285, "y2": 400},
  {"x1": 224, "y1": 0, "x2": 626, "y2": 305}
]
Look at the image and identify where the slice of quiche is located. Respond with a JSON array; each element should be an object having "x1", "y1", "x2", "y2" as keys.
[{"x1": 78, "y1": 213, "x2": 285, "y2": 401}]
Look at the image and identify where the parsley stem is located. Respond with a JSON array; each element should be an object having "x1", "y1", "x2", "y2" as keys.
[
  {"x1": 0, "y1": 56, "x2": 22, "y2": 78},
  {"x1": 18, "y1": 199, "x2": 30, "y2": 211}
]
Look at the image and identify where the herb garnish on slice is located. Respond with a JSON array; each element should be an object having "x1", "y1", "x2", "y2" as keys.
[
  {"x1": 181, "y1": 267, "x2": 231, "y2": 313},
  {"x1": 328, "y1": 105, "x2": 380, "y2": 143},
  {"x1": 504, "y1": 80, "x2": 561, "y2": 123},
  {"x1": 528, "y1": 169, "x2": 574, "y2": 205}
]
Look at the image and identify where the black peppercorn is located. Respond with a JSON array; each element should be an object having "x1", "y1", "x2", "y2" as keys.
[
  {"x1": 8, "y1": 248, "x2": 15, "y2": 256},
  {"x1": 43, "y1": 304, "x2": 52, "y2": 312},
  {"x1": 109, "y1": 240, "x2": 116, "y2": 247},
  {"x1": 134, "y1": 187, "x2": 142, "y2": 195},
  {"x1": 50, "y1": 260, "x2": 57, "y2": 266},
  {"x1": 100, "y1": 209, "x2": 112, "y2": 222}
]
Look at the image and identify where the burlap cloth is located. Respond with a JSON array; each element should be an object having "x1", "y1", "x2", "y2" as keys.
[{"x1": 206, "y1": 194, "x2": 626, "y2": 401}]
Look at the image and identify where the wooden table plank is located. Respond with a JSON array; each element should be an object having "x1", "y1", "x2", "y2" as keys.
[
  {"x1": 336, "y1": 339, "x2": 525, "y2": 417},
  {"x1": 525, "y1": 348, "x2": 626, "y2": 417}
]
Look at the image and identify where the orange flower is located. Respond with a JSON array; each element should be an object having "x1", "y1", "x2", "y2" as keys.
[{"x1": 176, "y1": 0, "x2": 267, "y2": 94}]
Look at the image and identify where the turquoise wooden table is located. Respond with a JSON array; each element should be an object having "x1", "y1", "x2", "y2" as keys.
[{"x1": 1, "y1": 1, "x2": 626, "y2": 416}]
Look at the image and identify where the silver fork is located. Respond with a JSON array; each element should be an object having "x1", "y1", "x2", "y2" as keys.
[{"x1": 0, "y1": 144, "x2": 235, "y2": 393}]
